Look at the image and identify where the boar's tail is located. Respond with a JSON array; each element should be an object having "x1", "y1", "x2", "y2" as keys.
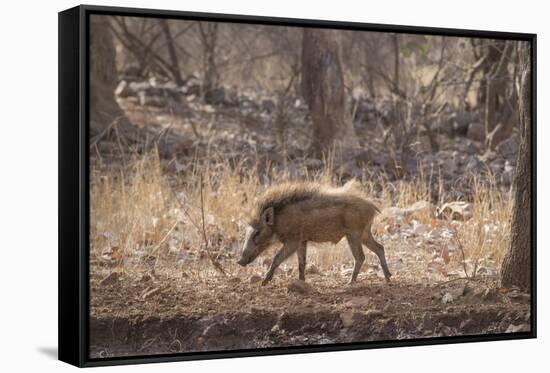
[{"x1": 337, "y1": 180, "x2": 381, "y2": 215}]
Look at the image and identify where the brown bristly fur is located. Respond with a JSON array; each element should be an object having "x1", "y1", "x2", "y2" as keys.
[
  {"x1": 240, "y1": 179, "x2": 390, "y2": 284},
  {"x1": 250, "y1": 182, "x2": 320, "y2": 225},
  {"x1": 249, "y1": 180, "x2": 379, "y2": 225}
]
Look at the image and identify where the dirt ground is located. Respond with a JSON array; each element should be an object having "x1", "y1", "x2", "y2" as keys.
[
  {"x1": 89, "y1": 93, "x2": 529, "y2": 358},
  {"x1": 89, "y1": 259, "x2": 531, "y2": 358}
]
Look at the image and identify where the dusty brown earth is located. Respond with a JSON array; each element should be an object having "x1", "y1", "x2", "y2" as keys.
[
  {"x1": 89, "y1": 93, "x2": 529, "y2": 359},
  {"x1": 89, "y1": 262, "x2": 531, "y2": 358}
]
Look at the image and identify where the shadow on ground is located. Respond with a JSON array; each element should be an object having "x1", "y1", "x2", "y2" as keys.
[{"x1": 37, "y1": 346, "x2": 57, "y2": 360}]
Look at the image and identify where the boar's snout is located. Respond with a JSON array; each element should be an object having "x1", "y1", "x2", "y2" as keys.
[{"x1": 238, "y1": 225, "x2": 264, "y2": 266}]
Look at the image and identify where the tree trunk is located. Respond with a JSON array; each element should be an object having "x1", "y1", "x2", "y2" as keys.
[
  {"x1": 301, "y1": 29, "x2": 357, "y2": 159},
  {"x1": 500, "y1": 42, "x2": 531, "y2": 290},
  {"x1": 198, "y1": 22, "x2": 219, "y2": 93},
  {"x1": 90, "y1": 16, "x2": 130, "y2": 137},
  {"x1": 392, "y1": 34, "x2": 400, "y2": 94},
  {"x1": 480, "y1": 40, "x2": 513, "y2": 150},
  {"x1": 158, "y1": 19, "x2": 185, "y2": 86}
]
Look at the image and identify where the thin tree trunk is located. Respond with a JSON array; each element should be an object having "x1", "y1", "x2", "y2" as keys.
[
  {"x1": 89, "y1": 16, "x2": 130, "y2": 137},
  {"x1": 301, "y1": 29, "x2": 357, "y2": 159},
  {"x1": 158, "y1": 19, "x2": 185, "y2": 86},
  {"x1": 392, "y1": 34, "x2": 400, "y2": 94},
  {"x1": 198, "y1": 22, "x2": 219, "y2": 93},
  {"x1": 482, "y1": 40, "x2": 512, "y2": 150},
  {"x1": 500, "y1": 42, "x2": 531, "y2": 290}
]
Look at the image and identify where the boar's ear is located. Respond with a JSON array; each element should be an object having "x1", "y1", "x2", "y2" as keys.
[{"x1": 262, "y1": 206, "x2": 275, "y2": 226}]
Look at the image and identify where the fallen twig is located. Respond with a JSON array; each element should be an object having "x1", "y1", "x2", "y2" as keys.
[
  {"x1": 199, "y1": 174, "x2": 227, "y2": 276},
  {"x1": 150, "y1": 220, "x2": 179, "y2": 256}
]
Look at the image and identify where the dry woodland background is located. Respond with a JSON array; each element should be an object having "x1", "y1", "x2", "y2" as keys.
[{"x1": 87, "y1": 15, "x2": 532, "y2": 358}]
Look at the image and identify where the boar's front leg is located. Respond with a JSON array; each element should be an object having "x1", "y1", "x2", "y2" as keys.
[
  {"x1": 297, "y1": 241, "x2": 307, "y2": 281},
  {"x1": 262, "y1": 241, "x2": 299, "y2": 286}
]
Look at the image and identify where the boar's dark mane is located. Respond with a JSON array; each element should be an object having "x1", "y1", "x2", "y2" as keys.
[{"x1": 250, "y1": 182, "x2": 321, "y2": 224}]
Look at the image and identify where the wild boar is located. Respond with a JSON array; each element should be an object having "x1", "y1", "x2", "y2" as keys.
[{"x1": 237, "y1": 181, "x2": 391, "y2": 285}]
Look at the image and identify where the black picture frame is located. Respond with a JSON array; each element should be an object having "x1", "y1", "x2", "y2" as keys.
[{"x1": 58, "y1": 4, "x2": 537, "y2": 367}]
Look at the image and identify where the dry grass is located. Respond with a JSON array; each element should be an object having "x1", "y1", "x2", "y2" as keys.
[{"x1": 90, "y1": 148, "x2": 512, "y2": 281}]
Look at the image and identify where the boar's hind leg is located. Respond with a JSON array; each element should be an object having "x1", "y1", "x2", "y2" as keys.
[
  {"x1": 346, "y1": 233, "x2": 365, "y2": 284},
  {"x1": 297, "y1": 242, "x2": 307, "y2": 281},
  {"x1": 262, "y1": 242, "x2": 299, "y2": 286},
  {"x1": 363, "y1": 230, "x2": 392, "y2": 282}
]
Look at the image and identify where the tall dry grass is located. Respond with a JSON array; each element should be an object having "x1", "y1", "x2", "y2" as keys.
[{"x1": 90, "y1": 147, "x2": 512, "y2": 281}]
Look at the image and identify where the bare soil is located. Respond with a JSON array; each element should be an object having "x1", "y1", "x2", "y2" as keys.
[
  {"x1": 89, "y1": 265, "x2": 530, "y2": 358},
  {"x1": 89, "y1": 93, "x2": 528, "y2": 359}
]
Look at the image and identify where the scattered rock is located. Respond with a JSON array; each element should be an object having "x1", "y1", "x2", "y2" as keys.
[
  {"x1": 437, "y1": 201, "x2": 473, "y2": 221},
  {"x1": 441, "y1": 292, "x2": 454, "y2": 304},
  {"x1": 99, "y1": 272, "x2": 120, "y2": 286},
  {"x1": 287, "y1": 279, "x2": 315, "y2": 295},
  {"x1": 405, "y1": 201, "x2": 435, "y2": 218},
  {"x1": 381, "y1": 201, "x2": 435, "y2": 224}
]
